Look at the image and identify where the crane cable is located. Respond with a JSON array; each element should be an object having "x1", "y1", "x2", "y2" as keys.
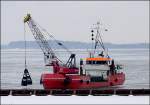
[
  {"x1": 24, "y1": 23, "x2": 27, "y2": 69},
  {"x1": 21, "y1": 23, "x2": 32, "y2": 86}
]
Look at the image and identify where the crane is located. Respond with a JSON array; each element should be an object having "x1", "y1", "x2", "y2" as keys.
[
  {"x1": 24, "y1": 14, "x2": 78, "y2": 74},
  {"x1": 24, "y1": 14, "x2": 57, "y2": 65}
]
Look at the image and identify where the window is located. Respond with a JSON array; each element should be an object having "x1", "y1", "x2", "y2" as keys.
[
  {"x1": 96, "y1": 61, "x2": 107, "y2": 64},
  {"x1": 86, "y1": 61, "x2": 92, "y2": 64},
  {"x1": 86, "y1": 61, "x2": 107, "y2": 64}
]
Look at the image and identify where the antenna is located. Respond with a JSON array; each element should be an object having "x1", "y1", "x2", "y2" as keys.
[{"x1": 91, "y1": 20, "x2": 110, "y2": 58}]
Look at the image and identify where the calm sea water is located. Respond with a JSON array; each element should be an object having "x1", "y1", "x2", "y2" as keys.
[{"x1": 1, "y1": 48, "x2": 149, "y2": 89}]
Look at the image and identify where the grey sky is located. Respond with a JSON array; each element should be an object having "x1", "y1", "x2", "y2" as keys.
[{"x1": 1, "y1": 1, "x2": 149, "y2": 44}]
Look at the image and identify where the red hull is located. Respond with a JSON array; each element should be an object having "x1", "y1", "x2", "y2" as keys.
[{"x1": 41, "y1": 73, "x2": 125, "y2": 89}]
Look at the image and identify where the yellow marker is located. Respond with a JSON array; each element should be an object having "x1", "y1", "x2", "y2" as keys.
[{"x1": 24, "y1": 14, "x2": 31, "y2": 23}]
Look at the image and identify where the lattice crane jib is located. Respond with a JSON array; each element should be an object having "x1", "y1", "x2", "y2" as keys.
[{"x1": 24, "y1": 14, "x2": 56, "y2": 65}]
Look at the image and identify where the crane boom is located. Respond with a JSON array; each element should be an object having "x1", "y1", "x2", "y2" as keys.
[
  {"x1": 24, "y1": 14, "x2": 78, "y2": 71},
  {"x1": 24, "y1": 14, "x2": 56, "y2": 64}
]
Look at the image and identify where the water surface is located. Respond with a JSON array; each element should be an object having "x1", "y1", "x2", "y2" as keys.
[{"x1": 1, "y1": 48, "x2": 149, "y2": 89}]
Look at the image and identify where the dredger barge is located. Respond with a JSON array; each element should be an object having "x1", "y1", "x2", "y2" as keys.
[{"x1": 22, "y1": 14, "x2": 125, "y2": 89}]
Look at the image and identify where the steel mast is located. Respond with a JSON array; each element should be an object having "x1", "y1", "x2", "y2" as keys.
[{"x1": 93, "y1": 21, "x2": 109, "y2": 57}]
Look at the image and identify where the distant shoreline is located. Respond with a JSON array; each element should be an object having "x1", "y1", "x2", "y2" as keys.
[{"x1": 1, "y1": 40, "x2": 149, "y2": 49}]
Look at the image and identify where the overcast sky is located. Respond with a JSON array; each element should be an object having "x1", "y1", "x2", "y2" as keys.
[{"x1": 1, "y1": 1, "x2": 149, "y2": 45}]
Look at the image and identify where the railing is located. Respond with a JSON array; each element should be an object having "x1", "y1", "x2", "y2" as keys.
[{"x1": 0, "y1": 89, "x2": 149, "y2": 96}]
